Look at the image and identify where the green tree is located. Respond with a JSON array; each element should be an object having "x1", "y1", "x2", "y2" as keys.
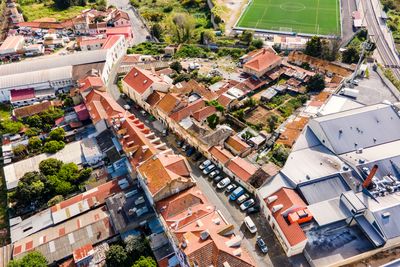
[
  {"x1": 271, "y1": 144, "x2": 289, "y2": 166},
  {"x1": 170, "y1": 61, "x2": 183, "y2": 73},
  {"x1": 1, "y1": 120, "x2": 23, "y2": 134},
  {"x1": 13, "y1": 144, "x2": 27, "y2": 157},
  {"x1": 43, "y1": 140, "x2": 65, "y2": 153},
  {"x1": 251, "y1": 39, "x2": 264, "y2": 49},
  {"x1": 78, "y1": 168, "x2": 92, "y2": 181},
  {"x1": 342, "y1": 47, "x2": 360, "y2": 64},
  {"x1": 25, "y1": 127, "x2": 41, "y2": 137},
  {"x1": 267, "y1": 114, "x2": 279, "y2": 132},
  {"x1": 49, "y1": 127, "x2": 65, "y2": 141},
  {"x1": 28, "y1": 136, "x2": 42, "y2": 151},
  {"x1": 15, "y1": 172, "x2": 46, "y2": 207},
  {"x1": 106, "y1": 245, "x2": 128, "y2": 267},
  {"x1": 58, "y1": 162, "x2": 79, "y2": 183},
  {"x1": 200, "y1": 29, "x2": 215, "y2": 45},
  {"x1": 151, "y1": 23, "x2": 163, "y2": 40},
  {"x1": 305, "y1": 36, "x2": 323, "y2": 58},
  {"x1": 207, "y1": 114, "x2": 219, "y2": 129},
  {"x1": 240, "y1": 30, "x2": 254, "y2": 45},
  {"x1": 125, "y1": 235, "x2": 151, "y2": 259},
  {"x1": 171, "y1": 13, "x2": 195, "y2": 43},
  {"x1": 47, "y1": 175, "x2": 74, "y2": 195},
  {"x1": 39, "y1": 158, "x2": 63, "y2": 176},
  {"x1": 47, "y1": 195, "x2": 64, "y2": 206},
  {"x1": 26, "y1": 115, "x2": 43, "y2": 128},
  {"x1": 132, "y1": 256, "x2": 157, "y2": 267},
  {"x1": 40, "y1": 107, "x2": 64, "y2": 125},
  {"x1": 306, "y1": 74, "x2": 325, "y2": 92},
  {"x1": 8, "y1": 251, "x2": 47, "y2": 267}
]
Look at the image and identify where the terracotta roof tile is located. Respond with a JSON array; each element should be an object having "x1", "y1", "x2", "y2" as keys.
[
  {"x1": 156, "y1": 93, "x2": 181, "y2": 114},
  {"x1": 13, "y1": 100, "x2": 62, "y2": 118},
  {"x1": 170, "y1": 99, "x2": 205, "y2": 122},
  {"x1": 244, "y1": 49, "x2": 281, "y2": 72},
  {"x1": 225, "y1": 136, "x2": 250, "y2": 154},
  {"x1": 225, "y1": 157, "x2": 258, "y2": 182},
  {"x1": 209, "y1": 146, "x2": 234, "y2": 165},
  {"x1": 265, "y1": 188, "x2": 307, "y2": 246},
  {"x1": 192, "y1": 106, "x2": 216, "y2": 121},
  {"x1": 122, "y1": 67, "x2": 155, "y2": 95}
]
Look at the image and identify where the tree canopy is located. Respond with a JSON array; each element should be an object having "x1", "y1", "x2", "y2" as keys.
[
  {"x1": 8, "y1": 251, "x2": 47, "y2": 267},
  {"x1": 132, "y1": 256, "x2": 157, "y2": 267},
  {"x1": 306, "y1": 74, "x2": 326, "y2": 92},
  {"x1": 106, "y1": 245, "x2": 129, "y2": 267}
]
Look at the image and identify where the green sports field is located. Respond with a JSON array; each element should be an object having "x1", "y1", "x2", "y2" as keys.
[{"x1": 236, "y1": 0, "x2": 341, "y2": 36}]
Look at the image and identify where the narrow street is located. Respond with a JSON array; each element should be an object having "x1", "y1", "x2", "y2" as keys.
[{"x1": 107, "y1": 0, "x2": 150, "y2": 44}]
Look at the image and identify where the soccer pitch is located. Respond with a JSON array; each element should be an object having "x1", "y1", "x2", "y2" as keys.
[{"x1": 236, "y1": 0, "x2": 341, "y2": 36}]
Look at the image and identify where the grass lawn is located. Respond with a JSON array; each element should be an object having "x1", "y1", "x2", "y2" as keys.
[
  {"x1": 20, "y1": 0, "x2": 91, "y2": 21},
  {"x1": 236, "y1": 0, "x2": 341, "y2": 36}
]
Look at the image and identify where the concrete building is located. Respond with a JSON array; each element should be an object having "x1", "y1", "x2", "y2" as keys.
[
  {"x1": 0, "y1": 35, "x2": 25, "y2": 57},
  {"x1": 243, "y1": 49, "x2": 282, "y2": 78}
]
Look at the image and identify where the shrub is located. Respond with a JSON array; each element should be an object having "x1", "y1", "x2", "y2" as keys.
[{"x1": 43, "y1": 140, "x2": 65, "y2": 154}]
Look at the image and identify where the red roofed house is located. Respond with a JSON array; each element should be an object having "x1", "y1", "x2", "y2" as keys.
[
  {"x1": 112, "y1": 10, "x2": 130, "y2": 27},
  {"x1": 122, "y1": 66, "x2": 172, "y2": 109},
  {"x1": 78, "y1": 75, "x2": 105, "y2": 97},
  {"x1": 74, "y1": 103, "x2": 90, "y2": 121},
  {"x1": 85, "y1": 89, "x2": 125, "y2": 132},
  {"x1": 106, "y1": 26, "x2": 133, "y2": 44},
  {"x1": 264, "y1": 188, "x2": 310, "y2": 256},
  {"x1": 224, "y1": 135, "x2": 252, "y2": 157},
  {"x1": 243, "y1": 49, "x2": 282, "y2": 78},
  {"x1": 102, "y1": 35, "x2": 127, "y2": 65},
  {"x1": 156, "y1": 187, "x2": 255, "y2": 267},
  {"x1": 225, "y1": 156, "x2": 259, "y2": 190},
  {"x1": 192, "y1": 105, "x2": 216, "y2": 123},
  {"x1": 209, "y1": 145, "x2": 234, "y2": 167},
  {"x1": 137, "y1": 153, "x2": 196, "y2": 205}
]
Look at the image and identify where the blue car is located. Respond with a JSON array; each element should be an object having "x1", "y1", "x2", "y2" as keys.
[{"x1": 229, "y1": 186, "x2": 245, "y2": 201}]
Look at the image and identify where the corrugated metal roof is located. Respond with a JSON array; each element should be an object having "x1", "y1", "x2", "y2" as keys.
[
  {"x1": 307, "y1": 197, "x2": 352, "y2": 226},
  {"x1": 298, "y1": 175, "x2": 351, "y2": 204},
  {"x1": 310, "y1": 103, "x2": 400, "y2": 155},
  {"x1": 0, "y1": 49, "x2": 107, "y2": 76},
  {"x1": 0, "y1": 66, "x2": 72, "y2": 89},
  {"x1": 355, "y1": 215, "x2": 386, "y2": 247},
  {"x1": 281, "y1": 144, "x2": 344, "y2": 185}
]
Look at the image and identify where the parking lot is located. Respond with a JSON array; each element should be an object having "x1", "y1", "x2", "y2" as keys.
[{"x1": 119, "y1": 101, "x2": 298, "y2": 267}]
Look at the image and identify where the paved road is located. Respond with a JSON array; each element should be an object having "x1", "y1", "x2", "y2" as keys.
[
  {"x1": 107, "y1": 0, "x2": 150, "y2": 45},
  {"x1": 362, "y1": 0, "x2": 400, "y2": 80},
  {"x1": 340, "y1": 0, "x2": 357, "y2": 46}
]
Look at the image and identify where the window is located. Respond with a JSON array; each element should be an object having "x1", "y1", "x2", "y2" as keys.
[{"x1": 267, "y1": 214, "x2": 271, "y2": 222}]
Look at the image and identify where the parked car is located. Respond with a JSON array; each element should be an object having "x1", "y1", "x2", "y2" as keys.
[
  {"x1": 229, "y1": 187, "x2": 245, "y2": 201},
  {"x1": 123, "y1": 104, "x2": 131, "y2": 110},
  {"x1": 192, "y1": 152, "x2": 202, "y2": 161},
  {"x1": 225, "y1": 184, "x2": 237, "y2": 193},
  {"x1": 256, "y1": 236, "x2": 268, "y2": 254},
  {"x1": 246, "y1": 205, "x2": 260, "y2": 214},
  {"x1": 199, "y1": 159, "x2": 212, "y2": 170},
  {"x1": 140, "y1": 110, "x2": 147, "y2": 116},
  {"x1": 162, "y1": 129, "x2": 168, "y2": 136},
  {"x1": 186, "y1": 146, "x2": 196, "y2": 157},
  {"x1": 240, "y1": 199, "x2": 255, "y2": 211},
  {"x1": 244, "y1": 216, "x2": 257, "y2": 233},
  {"x1": 217, "y1": 177, "x2": 231, "y2": 189},
  {"x1": 177, "y1": 140, "x2": 184, "y2": 148},
  {"x1": 209, "y1": 169, "x2": 220, "y2": 178},
  {"x1": 181, "y1": 144, "x2": 189, "y2": 151},
  {"x1": 203, "y1": 164, "x2": 216, "y2": 175},
  {"x1": 213, "y1": 175, "x2": 223, "y2": 183},
  {"x1": 236, "y1": 193, "x2": 250, "y2": 204}
]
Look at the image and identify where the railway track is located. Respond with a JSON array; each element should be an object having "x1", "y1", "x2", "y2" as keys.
[{"x1": 364, "y1": 0, "x2": 400, "y2": 80}]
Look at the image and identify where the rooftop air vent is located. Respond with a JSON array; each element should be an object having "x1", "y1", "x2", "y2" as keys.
[
  {"x1": 267, "y1": 195, "x2": 278, "y2": 204},
  {"x1": 272, "y1": 204, "x2": 283, "y2": 213},
  {"x1": 382, "y1": 212, "x2": 391, "y2": 218},
  {"x1": 200, "y1": 230, "x2": 210, "y2": 240}
]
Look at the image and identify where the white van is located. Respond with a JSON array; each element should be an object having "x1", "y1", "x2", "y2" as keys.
[{"x1": 244, "y1": 216, "x2": 257, "y2": 233}]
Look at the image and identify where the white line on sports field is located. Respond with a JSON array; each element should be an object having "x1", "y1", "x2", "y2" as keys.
[{"x1": 315, "y1": 0, "x2": 321, "y2": 33}]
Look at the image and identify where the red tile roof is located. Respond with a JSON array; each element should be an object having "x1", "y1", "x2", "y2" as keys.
[
  {"x1": 156, "y1": 93, "x2": 181, "y2": 114},
  {"x1": 78, "y1": 37, "x2": 106, "y2": 47},
  {"x1": 170, "y1": 99, "x2": 205, "y2": 122},
  {"x1": 13, "y1": 100, "x2": 62, "y2": 118},
  {"x1": 265, "y1": 188, "x2": 307, "y2": 246},
  {"x1": 225, "y1": 136, "x2": 250, "y2": 154},
  {"x1": 123, "y1": 67, "x2": 155, "y2": 95},
  {"x1": 74, "y1": 103, "x2": 90, "y2": 121},
  {"x1": 106, "y1": 26, "x2": 132, "y2": 36},
  {"x1": 101, "y1": 35, "x2": 122, "y2": 49},
  {"x1": 192, "y1": 106, "x2": 216, "y2": 121},
  {"x1": 244, "y1": 49, "x2": 281, "y2": 72},
  {"x1": 225, "y1": 157, "x2": 258, "y2": 182},
  {"x1": 209, "y1": 146, "x2": 234, "y2": 165},
  {"x1": 78, "y1": 76, "x2": 104, "y2": 93},
  {"x1": 138, "y1": 154, "x2": 193, "y2": 196},
  {"x1": 84, "y1": 90, "x2": 125, "y2": 123}
]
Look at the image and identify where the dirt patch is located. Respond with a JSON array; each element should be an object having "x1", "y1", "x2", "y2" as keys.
[
  {"x1": 245, "y1": 106, "x2": 278, "y2": 127},
  {"x1": 216, "y1": 0, "x2": 249, "y2": 34}
]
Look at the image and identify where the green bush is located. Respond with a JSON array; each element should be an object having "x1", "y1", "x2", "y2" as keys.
[{"x1": 43, "y1": 140, "x2": 65, "y2": 154}]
